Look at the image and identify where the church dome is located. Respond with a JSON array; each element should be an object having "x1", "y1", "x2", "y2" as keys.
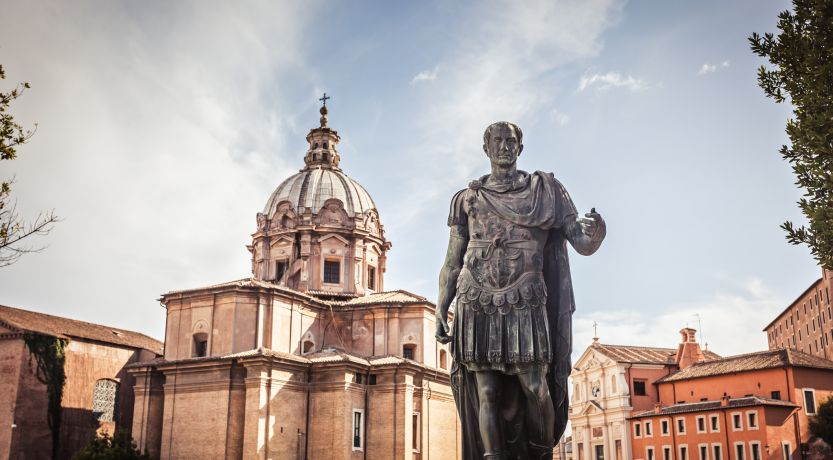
[{"x1": 263, "y1": 167, "x2": 376, "y2": 219}]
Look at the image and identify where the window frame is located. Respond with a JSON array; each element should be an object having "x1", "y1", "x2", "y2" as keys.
[
  {"x1": 676, "y1": 416, "x2": 687, "y2": 435},
  {"x1": 633, "y1": 379, "x2": 648, "y2": 396},
  {"x1": 662, "y1": 445, "x2": 672, "y2": 460},
  {"x1": 696, "y1": 415, "x2": 707, "y2": 434},
  {"x1": 746, "y1": 410, "x2": 758, "y2": 430},
  {"x1": 731, "y1": 411, "x2": 743, "y2": 431},
  {"x1": 660, "y1": 418, "x2": 670, "y2": 436},
  {"x1": 709, "y1": 414, "x2": 720, "y2": 433},
  {"x1": 781, "y1": 442, "x2": 791, "y2": 460},
  {"x1": 91, "y1": 378, "x2": 119, "y2": 423},
  {"x1": 646, "y1": 446, "x2": 655, "y2": 460},
  {"x1": 634, "y1": 421, "x2": 642, "y2": 439},
  {"x1": 403, "y1": 343, "x2": 417, "y2": 361},
  {"x1": 412, "y1": 411, "x2": 421, "y2": 453},
  {"x1": 323, "y1": 259, "x2": 341, "y2": 284},
  {"x1": 192, "y1": 332, "x2": 209, "y2": 358},
  {"x1": 734, "y1": 442, "x2": 746, "y2": 460},
  {"x1": 711, "y1": 443, "x2": 723, "y2": 460},
  {"x1": 352, "y1": 408, "x2": 365, "y2": 451},
  {"x1": 698, "y1": 444, "x2": 709, "y2": 460},
  {"x1": 679, "y1": 444, "x2": 689, "y2": 460},
  {"x1": 749, "y1": 442, "x2": 762, "y2": 460},
  {"x1": 803, "y1": 388, "x2": 817, "y2": 415},
  {"x1": 367, "y1": 265, "x2": 376, "y2": 291},
  {"x1": 644, "y1": 420, "x2": 653, "y2": 437}
]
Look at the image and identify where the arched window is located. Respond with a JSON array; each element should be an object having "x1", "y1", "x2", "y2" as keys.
[
  {"x1": 302, "y1": 339, "x2": 315, "y2": 355},
  {"x1": 92, "y1": 379, "x2": 119, "y2": 422},
  {"x1": 192, "y1": 332, "x2": 208, "y2": 357},
  {"x1": 439, "y1": 349, "x2": 448, "y2": 370}
]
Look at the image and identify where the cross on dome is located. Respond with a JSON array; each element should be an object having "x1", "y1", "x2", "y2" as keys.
[{"x1": 319, "y1": 92, "x2": 330, "y2": 107}]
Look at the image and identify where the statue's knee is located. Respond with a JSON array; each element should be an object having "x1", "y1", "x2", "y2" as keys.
[
  {"x1": 523, "y1": 381, "x2": 549, "y2": 402},
  {"x1": 478, "y1": 383, "x2": 500, "y2": 404}
]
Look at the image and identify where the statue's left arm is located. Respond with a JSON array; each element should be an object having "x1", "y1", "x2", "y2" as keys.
[{"x1": 564, "y1": 209, "x2": 606, "y2": 256}]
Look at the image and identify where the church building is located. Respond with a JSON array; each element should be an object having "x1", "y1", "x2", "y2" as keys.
[{"x1": 128, "y1": 101, "x2": 460, "y2": 459}]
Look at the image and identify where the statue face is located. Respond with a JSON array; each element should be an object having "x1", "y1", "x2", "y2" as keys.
[{"x1": 484, "y1": 124, "x2": 522, "y2": 167}]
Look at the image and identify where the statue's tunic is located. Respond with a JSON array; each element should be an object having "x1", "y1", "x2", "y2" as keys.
[{"x1": 448, "y1": 170, "x2": 577, "y2": 374}]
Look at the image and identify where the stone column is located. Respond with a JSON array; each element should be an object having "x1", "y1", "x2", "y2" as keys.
[{"x1": 622, "y1": 420, "x2": 632, "y2": 460}]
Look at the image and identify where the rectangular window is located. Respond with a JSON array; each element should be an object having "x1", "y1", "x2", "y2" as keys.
[
  {"x1": 696, "y1": 415, "x2": 706, "y2": 433},
  {"x1": 677, "y1": 417, "x2": 686, "y2": 434},
  {"x1": 804, "y1": 389, "x2": 817, "y2": 414},
  {"x1": 412, "y1": 412, "x2": 421, "y2": 452},
  {"x1": 634, "y1": 422, "x2": 642, "y2": 438},
  {"x1": 732, "y1": 412, "x2": 742, "y2": 431},
  {"x1": 680, "y1": 445, "x2": 688, "y2": 460},
  {"x1": 709, "y1": 414, "x2": 720, "y2": 432},
  {"x1": 367, "y1": 266, "x2": 376, "y2": 290},
  {"x1": 661, "y1": 419, "x2": 669, "y2": 435},
  {"x1": 645, "y1": 421, "x2": 653, "y2": 436},
  {"x1": 747, "y1": 411, "x2": 758, "y2": 429},
  {"x1": 646, "y1": 447, "x2": 654, "y2": 460},
  {"x1": 324, "y1": 260, "x2": 340, "y2": 284},
  {"x1": 275, "y1": 260, "x2": 288, "y2": 282},
  {"x1": 735, "y1": 443, "x2": 745, "y2": 460},
  {"x1": 352, "y1": 409, "x2": 364, "y2": 450},
  {"x1": 193, "y1": 334, "x2": 208, "y2": 357},
  {"x1": 750, "y1": 443, "x2": 762, "y2": 460},
  {"x1": 633, "y1": 379, "x2": 647, "y2": 396},
  {"x1": 782, "y1": 442, "x2": 791, "y2": 460},
  {"x1": 663, "y1": 446, "x2": 671, "y2": 460},
  {"x1": 712, "y1": 444, "x2": 722, "y2": 460},
  {"x1": 403, "y1": 344, "x2": 416, "y2": 360},
  {"x1": 771, "y1": 390, "x2": 781, "y2": 400},
  {"x1": 699, "y1": 445, "x2": 709, "y2": 460}
]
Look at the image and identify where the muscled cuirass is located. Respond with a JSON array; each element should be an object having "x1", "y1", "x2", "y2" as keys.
[{"x1": 455, "y1": 182, "x2": 550, "y2": 316}]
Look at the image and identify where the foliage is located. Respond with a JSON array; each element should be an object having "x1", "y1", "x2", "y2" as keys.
[
  {"x1": 72, "y1": 432, "x2": 150, "y2": 460},
  {"x1": 749, "y1": 0, "x2": 833, "y2": 269},
  {"x1": 23, "y1": 333, "x2": 69, "y2": 460},
  {"x1": 0, "y1": 63, "x2": 58, "y2": 266},
  {"x1": 810, "y1": 395, "x2": 833, "y2": 447}
]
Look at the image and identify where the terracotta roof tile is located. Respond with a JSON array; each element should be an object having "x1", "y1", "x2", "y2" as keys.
[
  {"x1": 0, "y1": 304, "x2": 162, "y2": 354},
  {"x1": 630, "y1": 396, "x2": 798, "y2": 418},
  {"x1": 592, "y1": 343, "x2": 720, "y2": 365},
  {"x1": 656, "y1": 348, "x2": 833, "y2": 383}
]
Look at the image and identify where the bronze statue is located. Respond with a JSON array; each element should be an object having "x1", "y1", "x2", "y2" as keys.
[{"x1": 436, "y1": 122, "x2": 606, "y2": 459}]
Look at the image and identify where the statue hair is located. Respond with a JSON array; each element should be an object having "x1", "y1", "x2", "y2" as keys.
[{"x1": 483, "y1": 121, "x2": 523, "y2": 146}]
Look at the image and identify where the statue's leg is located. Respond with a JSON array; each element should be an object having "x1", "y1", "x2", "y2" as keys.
[
  {"x1": 516, "y1": 366, "x2": 554, "y2": 457},
  {"x1": 473, "y1": 371, "x2": 504, "y2": 457}
]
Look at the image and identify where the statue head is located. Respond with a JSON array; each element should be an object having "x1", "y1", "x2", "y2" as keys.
[{"x1": 483, "y1": 121, "x2": 523, "y2": 166}]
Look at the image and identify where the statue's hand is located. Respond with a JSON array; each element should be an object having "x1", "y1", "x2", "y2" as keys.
[
  {"x1": 577, "y1": 207, "x2": 605, "y2": 241},
  {"x1": 435, "y1": 315, "x2": 452, "y2": 344}
]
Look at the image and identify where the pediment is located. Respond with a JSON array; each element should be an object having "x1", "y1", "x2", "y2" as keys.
[
  {"x1": 319, "y1": 233, "x2": 350, "y2": 245},
  {"x1": 580, "y1": 400, "x2": 604, "y2": 415},
  {"x1": 270, "y1": 235, "x2": 295, "y2": 247}
]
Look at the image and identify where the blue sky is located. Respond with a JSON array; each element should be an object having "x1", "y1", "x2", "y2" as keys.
[{"x1": 0, "y1": 0, "x2": 817, "y2": 358}]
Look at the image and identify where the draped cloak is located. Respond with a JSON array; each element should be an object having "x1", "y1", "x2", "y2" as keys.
[{"x1": 447, "y1": 171, "x2": 602, "y2": 459}]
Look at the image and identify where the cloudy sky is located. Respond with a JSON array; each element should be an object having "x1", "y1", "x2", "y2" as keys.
[{"x1": 0, "y1": 0, "x2": 816, "y2": 360}]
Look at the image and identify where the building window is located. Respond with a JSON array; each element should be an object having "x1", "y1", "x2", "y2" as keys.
[
  {"x1": 611, "y1": 374, "x2": 617, "y2": 394},
  {"x1": 403, "y1": 344, "x2": 416, "y2": 360},
  {"x1": 750, "y1": 442, "x2": 762, "y2": 460},
  {"x1": 352, "y1": 409, "x2": 364, "y2": 451},
  {"x1": 712, "y1": 444, "x2": 722, "y2": 460},
  {"x1": 661, "y1": 419, "x2": 669, "y2": 435},
  {"x1": 646, "y1": 447, "x2": 654, "y2": 460},
  {"x1": 645, "y1": 421, "x2": 653, "y2": 437},
  {"x1": 663, "y1": 446, "x2": 672, "y2": 460},
  {"x1": 699, "y1": 444, "x2": 708, "y2": 460},
  {"x1": 354, "y1": 372, "x2": 363, "y2": 384},
  {"x1": 634, "y1": 422, "x2": 642, "y2": 438},
  {"x1": 735, "y1": 442, "x2": 745, "y2": 460},
  {"x1": 709, "y1": 414, "x2": 720, "y2": 432},
  {"x1": 633, "y1": 379, "x2": 647, "y2": 396},
  {"x1": 731, "y1": 412, "x2": 742, "y2": 431},
  {"x1": 369, "y1": 374, "x2": 377, "y2": 385},
  {"x1": 324, "y1": 260, "x2": 340, "y2": 284},
  {"x1": 782, "y1": 442, "x2": 791, "y2": 460},
  {"x1": 367, "y1": 266, "x2": 376, "y2": 290},
  {"x1": 747, "y1": 411, "x2": 758, "y2": 429},
  {"x1": 679, "y1": 445, "x2": 688, "y2": 460},
  {"x1": 275, "y1": 260, "x2": 288, "y2": 282},
  {"x1": 412, "y1": 412, "x2": 421, "y2": 452},
  {"x1": 696, "y1": 415, "x2": 706, "y2": 433},
  {"x1": 803, "y1": 388, "x2": 817, "y2": 414},
  {"x1": 771, "y1": 390, "x2": 781, "y2": 400},
  {"x1": 439, "y1": 349, "x2": 448, "y2": 370},
  {"x1": 677, "y1": 417, "x2": 686, "y2": 434},
  {"x1": 192, "y1": 332, "x2": 208, "y2": 357},
  {"x1": 91, "y1": 379, "x2": 119, "y2": 422}
]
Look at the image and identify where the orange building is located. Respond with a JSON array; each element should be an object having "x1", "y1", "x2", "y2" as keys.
[
  {"x1": 764, "y1": 269, "x2": 833, "y2": 360},
  {"x1": 629, "y1": 348, "x2": 833, "y2": 460}
]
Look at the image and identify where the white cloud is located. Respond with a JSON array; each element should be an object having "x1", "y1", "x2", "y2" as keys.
[
  {"x1": 411, "y1": 67, "x2": 439, "y2": 84},
  {"x1": 698, "y1": 60, "x2": 730, "y2": 76},
  {"x1": 578, "y1": 71, "x2": 647, "y2": 92},
  {"x1": 550, "y1": 108, "x2": 570, "y2": 126},
  {"x1": 572, "y1": 276, "x2": 783, "y2": 360}
]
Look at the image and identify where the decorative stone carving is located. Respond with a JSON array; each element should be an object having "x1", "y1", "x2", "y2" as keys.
[
  {"x1": 271, "y1": 202, "x2": 297, "y2": 230},
  {"x1": 316, "y1": 199, "x2": 351, "y2": 228}
]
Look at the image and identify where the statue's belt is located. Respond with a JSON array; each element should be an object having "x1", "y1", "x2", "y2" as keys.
[
  {"x1": 456, "y1": 270, "x2": 546, "y2": 314},
  {"x1": 467, "y1": 238, "x2": 540, "y2": 261}
]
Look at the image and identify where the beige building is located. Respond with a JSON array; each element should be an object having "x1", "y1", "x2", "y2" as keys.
[
  {"x1": 569, "y1": 331, "x2": 718, "y2": 460},
  {"x1": 128, "y1": 103, "x2": 460, "y2": 459}
]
